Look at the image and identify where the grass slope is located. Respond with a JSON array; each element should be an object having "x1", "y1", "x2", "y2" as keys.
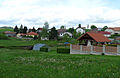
[
  {"x1": 0, "y1": 48, "x2": 120, "y2": 78},
  {"x1": 0, "y1": 28, "x2": 13, "y2": 32}
]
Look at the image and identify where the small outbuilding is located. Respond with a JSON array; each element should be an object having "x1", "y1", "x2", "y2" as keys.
[
  {"x1": 77, "y1": 32, "x2": 111, "y2": 46},
  {"x1": 33, "y1": 43, "x2": 50, "y2": 51}
]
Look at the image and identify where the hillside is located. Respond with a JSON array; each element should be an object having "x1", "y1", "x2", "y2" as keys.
[{"x1": 0, "y1": 28, "x2": 13, "y2": 32}]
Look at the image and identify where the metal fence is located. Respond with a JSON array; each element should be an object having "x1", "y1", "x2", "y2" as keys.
[{"x1": 70, "y1": 44, "x2": 120, "y2": 55}]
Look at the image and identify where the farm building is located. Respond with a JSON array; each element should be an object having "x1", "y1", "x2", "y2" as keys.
[
  {"x1": 4, "y1": 31, "x2": 16, "y2": 37},
  {"x1": 77, "y1": 32, "x2": 111, "y2": 46},
  {"x1": 26, "y1": 32, "x2": 38, "y2": 37}
]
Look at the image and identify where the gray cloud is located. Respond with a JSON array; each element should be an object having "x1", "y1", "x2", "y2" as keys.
[{"x1": 0, "y1": 19, "x2": 18, "y2": 25}]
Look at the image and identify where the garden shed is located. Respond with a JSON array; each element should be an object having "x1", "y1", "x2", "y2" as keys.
[
  {"x1": 33, "y1": 43, "x2": 50, "y2": 51},
  {"x1": 77, "y1": 32, "x2": 111, "y2": 45}
]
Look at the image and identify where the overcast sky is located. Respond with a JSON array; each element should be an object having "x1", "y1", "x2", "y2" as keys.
[{"x1": 0, "y1": 0, "x2": 120, "y2": 28}]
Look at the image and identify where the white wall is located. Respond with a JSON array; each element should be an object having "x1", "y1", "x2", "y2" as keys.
[{"x1": 76, "y1": 28, "x2": 85, "y2": 34}]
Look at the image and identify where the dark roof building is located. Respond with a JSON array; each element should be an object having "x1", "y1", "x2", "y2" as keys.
[
  {"x1": 57, "y1": 29, "x2": 66, "y2": 35},
  {"x1": 4, "y1": 31, "x2": 16, "y2": 37}
]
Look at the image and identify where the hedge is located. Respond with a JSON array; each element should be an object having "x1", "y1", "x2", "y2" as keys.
[
  {"x1": 40, "y1": 47, "x2": 48, "y2": 52},
  {"x1": 57, "y1": 48, "x2": 70, "y2": 54}
]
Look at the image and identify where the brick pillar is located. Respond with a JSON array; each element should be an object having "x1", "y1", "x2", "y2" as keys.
[
  {"x1": 103, "y1": 45, "x2": 106, "y2": 54},
  {"x1": 91, "y1": 45, "x2": 93, "y2": 54},
  {"x1": 80, "y1": 45, "x2": 82, "y2": 53},
  {"x1": 117, "y1": 45, "x2": 120, "y2": 55},
  {"x1": 70, "y1": 44, "x2": 72, "y2": 54}
]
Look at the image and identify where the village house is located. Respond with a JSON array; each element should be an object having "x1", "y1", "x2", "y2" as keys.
[
  {"x1": 17, "y1": 32, "x2": 38, "y2": 38},
  {"x1": 105, "y1": 27, "x2": 120, "y2": 34},
  {"x1": 77, "y1": 32, "x2": 111, "y2": 46},
  {"x1": 37, "y1": 28, "x2": 43, "y2": 33},
  {"x1": 4, "y1": 31, "x2": 16, "y2": 37},
  {"x1": 59, "y1": 32, "x2": 72, "y2": 38},
  {"x1": 26, "y1": 32, "x2": 38, "y2": 37},
  {"x1": 17, "y1": 33, "x2": 26, "y2": 38},
  {"x1": 97, "y1": 31, "x2": 111, "y2": 37},
  {"x1": 57, "y1": 29, "x2": 72, "y2": 37},
  {"x1": 76, "y1": 26, "x2": 86, "y2": 34}
]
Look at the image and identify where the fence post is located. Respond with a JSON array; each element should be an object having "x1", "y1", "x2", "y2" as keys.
[
  {"x1": 80, "y1": 45, "x2": 82, "y2": 54},
  {"x1": 91, "y1": 45, "x2": 93, "y2": 54},
  {"x1": 103, "y1": 45, "x2": 105, "y2": 54},
  {"x1": 117, "y1": 45, "x2": 120, "y2": 55},
  {"x1": 70, "y1": 44, "x2": 72, "y2": 54}
]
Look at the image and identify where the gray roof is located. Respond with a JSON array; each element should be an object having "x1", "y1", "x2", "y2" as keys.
[{"x1": 33, "y1": 44, "x2": 47, "y2": 51}]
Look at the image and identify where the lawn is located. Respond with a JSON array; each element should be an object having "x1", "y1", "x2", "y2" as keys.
[
  {"x1": 0, "y1": 28, "x2": 13, "y2": 32},
  {"x1": 0, "y1": 39, "x2": 120, "y2": 78},
  {"x1": 0, "y1": 48, "x2": 120, "y2": 78},
  {"x1": 0, "y1": 38, "x2": 58, "y2": 47}
]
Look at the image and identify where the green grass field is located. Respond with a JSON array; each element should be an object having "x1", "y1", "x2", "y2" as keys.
[
  {"x1": 0, "y1": 48, "x2": 120, "y2": 78},
  {"x1": 0, "y1": 39, "x2": 120, "y2": 78},
  {"x1": 0, "y1": 28, "x2": 13, "y2": 33}
]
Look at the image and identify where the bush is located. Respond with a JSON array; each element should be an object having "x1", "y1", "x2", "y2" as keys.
[
  {"x1": 106, "y1": 44, "x2": 117, "y2": 47},
  {"x1": 101, "y1": 53, "x2": 105, "y2": 55},
  {"x1": 40, "y1": 47, "x2": 48, "y2": 52},
  {"x1": 57, "y1": 48, "x2": 70, "y2": 54},
  {"x1": 0, "y1": 33, "x2": 9, "y2": 40}
]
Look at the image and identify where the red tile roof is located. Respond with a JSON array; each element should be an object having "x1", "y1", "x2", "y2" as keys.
[
  {"x1": 19, "y1": 33, "x2": 26, "y2": 36},
  {"x1": 26, "y1": 32, "x2": 38, "y2": 35},
  {"x1": 97, "y1": 31, "x2": 111, "y2": 35},
  {"x1": 4, "y1": 31, "x2": 16, "y2": 34},
  {"x1": 38, "y1": 28, "x2": 43, "y2": 30},
  {"x1": 77, "y1": 32, "x2": 111, "y2": 42},
  {"x1": 108, "y1": 27, "x2": 120, "y2": 31}
]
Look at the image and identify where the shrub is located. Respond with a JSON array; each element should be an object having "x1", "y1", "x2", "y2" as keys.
[
  {"x1": 106, "y1": 44, "x2": 117, "y2": 47},
  {"x1": 0, "y1": 33, "x2": 9, "y2": 40},
  {"x1": 57, "y1": 48, "x2": 70, "y2": 54},
  {"x1": 40, "y1": 47, "x2": 48, "y2": 52},
  {"x1": 101, "y1": 53, "x2": 105, "y2": 55}
]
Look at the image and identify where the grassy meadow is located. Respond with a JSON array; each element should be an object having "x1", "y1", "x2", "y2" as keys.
[
  {"x1": 0, "y1": 38, "x2": 120, "y2": 78},
  {"x1": 0, "y1": 28, "x2": 13, "y2": 33},
  {"x1": 0, "y1": 48, "x2": 120, "y2": 78}
]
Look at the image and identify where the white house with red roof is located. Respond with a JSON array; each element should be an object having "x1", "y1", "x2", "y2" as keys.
[
  {"x1": 37, "y1": 28, "x2": 43, "y2": 33},
  {"x1": 26, "y1": 32, "x2": 38, "y2": 37},
  {"x1": 4, "y1": 31, "x2": 16, "y2": 37},
  {"x1": 97, "y1": 31, "x2": 111, "y2": 37},
  {"x1": 105, "y1": 27, "x2": 120, "y2": 34}
]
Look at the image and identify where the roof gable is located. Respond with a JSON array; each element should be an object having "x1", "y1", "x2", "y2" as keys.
[
  {"x1": 77, "y1": 32, "x2": 111, "y2": 42},
  {"x1": 27, "y1": 32, "x2": 38, "y2": 35}
]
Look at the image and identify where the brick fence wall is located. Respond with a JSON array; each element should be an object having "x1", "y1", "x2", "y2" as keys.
[{"x1": 70, "y1": 44, "x2": 120, "y2": 55}]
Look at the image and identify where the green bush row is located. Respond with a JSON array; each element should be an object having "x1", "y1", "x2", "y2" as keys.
[
  {"x1": 0, "y1": 33, "x2": 9, "y2": 40},
  {"x1": 40, "y1": 47, "x2": 48, "y2": 52},
  {"x1": 57, "y1": 48, "x2": 70, "y2": 54}
]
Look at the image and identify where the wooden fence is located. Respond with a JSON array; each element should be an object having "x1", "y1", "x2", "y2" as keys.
[{"x1": 70, "y1": 44, "x2": 120, "y2": 55}]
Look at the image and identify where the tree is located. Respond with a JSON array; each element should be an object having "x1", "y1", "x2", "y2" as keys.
[
  {"x1": 14, "y1": 25, "x2": 19, "y2": 34},
  {"x1": 19, "y1": 24, "x2": 23, "y2": 33},
  {"x1": 78, "y1": 24, "x2": 81, "y2": 28},
  {"x1": 49, "y1": 27, "x2": 58, "y2": 40},
  {"x1": 44, "y1": 21, "x2": 49, "y2": 29},
  {"x1": 91, "y1": 25, "x2": 97, "y2": 30},
  {"x1": 23, "y1": 26, "x2": 28, "y2": 34},
  {"x1": 32, "y1": 27, "x2": 36, "y2": 32},
  {"x1": 67, "y1": 28, "x2": 74, "y2": 34},
  {"x1": 101, "y1": 26, "x2": 108, "y2": 31},
  {"x1": 60, "y1": 25, "x2": 65, "y2": 29},
  {"x1": 63, "y1": 34, "x2": 70, "y2": 42},
  {"x1": 73, "y1": 30, "x2": 81, "y2": 39},
  {"x1": 39, "y1": 28, "x2": 49, "y2": 40}
]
